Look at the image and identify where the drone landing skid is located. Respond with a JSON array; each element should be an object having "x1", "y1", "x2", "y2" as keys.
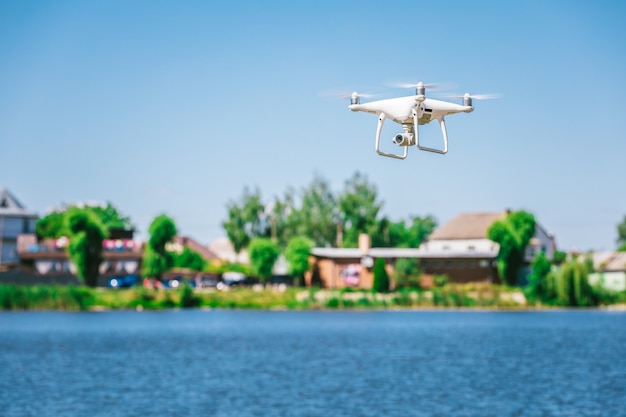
[{"x1": 375, "y1": 111, "x2": 449, "y2": 160}]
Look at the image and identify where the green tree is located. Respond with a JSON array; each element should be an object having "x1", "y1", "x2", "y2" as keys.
[
  {"x1": 222, "y1": 187, "x2": 267, "y2": 254},
  {"x1": 292, "y1": 175, "x2": 338, "y2": 247},
  {"x1": 268, "y1": 191, "x2": 298, "y2": 248},
  {"x1": 173, "y1": 247, "x2": 207, "y2": 272},
  {"x1": 556, "y1": 260, "x2": 596, "y2": 306},
  {"x1": 552, "y1": 250, "x2": 567, "y2": 265},
  {"x1": 285, "y1": 236, "x2": 313, "y2": 286},
  {"x1": 618, "y1": 215, "x2": 626, "y2": 251},
  {"x1": 35, "y1": 211, "x2": 66, "y2": 240},
  {"x1": 339, "y1": 171, "x2": 383, "y2": 248},
  {"x1": 394, "y1": 258, "x2": 421, "y2": 289},
  {"x1": 372, "y1": 215, "x2": 436, "y2": 248},
  {"x1": 527, "y1": 252, "x2": 552, "y2": 300},
  {"x1": 248, "y1": 238, "x2": 280, "y2": 284},
  {"x1": 487, "y1": 210, "x2": 536, "y2": 286},
  {"x1": 142, "y1": 215, "x2": 177, "y2": 282},
  {"x1": 36, "y1": 202, "x2": 133, "y2": 240},
  {"x1": 65, "y1": 209, "x2": 107, "y2": 287},
  {"x1": 372, "y1": 257, "x2": 390, "y2": 292}
]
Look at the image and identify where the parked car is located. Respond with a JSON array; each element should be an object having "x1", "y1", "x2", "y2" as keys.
[{"x1": 108, "y1": 274, "x2": 139, "y2": 288}]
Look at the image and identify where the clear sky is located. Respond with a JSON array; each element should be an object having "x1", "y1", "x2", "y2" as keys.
[{"x1": 1, "y1": 0, "x2": 625, "y2": 252}]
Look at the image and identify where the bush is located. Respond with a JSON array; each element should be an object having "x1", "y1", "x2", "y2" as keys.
[{"x1": 372, "y1": 258, "x2": 390, "y2": 293}]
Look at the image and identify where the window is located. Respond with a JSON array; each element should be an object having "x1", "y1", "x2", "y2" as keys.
[
  {"x1": 445, "y1": 261, "x2": 453, "y2": 268},
  {"x1": 457, "y1": 261, "x2": 465, "y2": 268}
]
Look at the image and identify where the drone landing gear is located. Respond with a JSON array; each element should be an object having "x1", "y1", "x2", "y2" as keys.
[
  {"x1": 375, "y1": 113, "x2": 408, "y2": 160},
  {"x1": 374, "y1": 111, "x2": 449, "y2": 160},
  {"x1": 414, "y1": 109, "x2": 449, "y2": 155}
]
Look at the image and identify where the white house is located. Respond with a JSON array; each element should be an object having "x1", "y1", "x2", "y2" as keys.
[{"x1": 0, "y1": 188, "x2": 38, "y2": 267}]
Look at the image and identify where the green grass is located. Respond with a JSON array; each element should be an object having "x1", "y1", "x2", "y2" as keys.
[{"x1": 1, "y1": 283, "x2": 624, "y2": 311}]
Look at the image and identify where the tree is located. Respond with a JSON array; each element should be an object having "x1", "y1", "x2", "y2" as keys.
[
  {"x1": 527, "y1": 252, "x2": 552, "y2": 300},
  {"x1": 65, "y1": 209, "x2": 107, "y2": 287},
  {"x1": 556, "y1": 260, "x2": 596, "y2": 307},
  {"x1": 222, "y1": 187, "x2": 267, "y2": 254},
  {"x1": 394, "y1": 258, "x2": 422, "y2": 289},
  {"x1": 285, "y1": 236, "x2": 313, "y2": 286},
  {"x1": 339, "y1": 171, "x2": 383, "y2": 248},
  {"x1": 487, "y1": 210, "x2": 536, "y2": 286},
  {"x1": 36, "y1": 202, "x2": 133, "y2": 240},
  {"x1": 372, "y1": 215, "x2": 437, "y2": 248},
  {"x1": 142, "y1": 215, "x2": 177, "y2": 282},
  {"x1": 173, "y1": 247, "x2": 207, "y2": 272},
  {"x1": 372, "y1": 258, "x2": 390, "y2": 293},
  {"x1": 293, "y1": 175, "x2": 338, "y2": 247},
  {"x1": 248, "y1": 238, "x2": 280, "y2": 284},
  {"x1": 618, "y1": 215, "x2": 626, "y2": 251}
]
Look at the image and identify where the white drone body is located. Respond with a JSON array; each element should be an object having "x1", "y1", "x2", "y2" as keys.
[{"x1": 348, "y1": 82, "x2": 479, "y2": 160}]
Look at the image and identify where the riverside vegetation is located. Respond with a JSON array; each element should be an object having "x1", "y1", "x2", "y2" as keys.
[{"x1": 2, "y1": 282, "x2": 625, "y2": 311}]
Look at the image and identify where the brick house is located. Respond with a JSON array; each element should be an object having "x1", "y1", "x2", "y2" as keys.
[{"x1": 307, "y1": 211, "x2": 557, "y2": 288}]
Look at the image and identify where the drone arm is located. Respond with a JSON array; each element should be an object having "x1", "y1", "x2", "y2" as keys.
[
  {"x1": 375, "y1": 112, "x2": 408, "y2": 160},
  {"x1": 415, "y1": 114, "x2": 449, "y2": 155}
]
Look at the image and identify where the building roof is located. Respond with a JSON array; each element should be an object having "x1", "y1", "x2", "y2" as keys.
[
  {"x1": 0, "y1": 187, "x2": 38, "y2": 218},
  {"x1": 173, "y1": 236, "x2": 219, "y2": 260},
  {"x1": 593, "y1": 252, "x2": 626, "y2": 272},
  {"x1": 428, "y1": 212, "x2": 505, "y2": 240},
  {"x1": 311, "y1": 246, "x2": 498, "y2": 260}
]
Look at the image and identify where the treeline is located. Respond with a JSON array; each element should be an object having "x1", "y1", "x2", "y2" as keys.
[
  {"x1": 222, "y1": 171, "x2": 436, "y2": 251},
  {"x1": 525, "y1": 253, "x2": 622, "y2": 307}
]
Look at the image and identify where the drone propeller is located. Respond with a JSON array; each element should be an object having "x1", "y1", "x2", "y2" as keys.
[
  {"x1": 319, "y1": 89, "x2": 377, "y2": 104},
  {"x1": 385, "y1": 81, "x2": 456, "y2": 96},
  {"x1": 445, "y1": 93, "x2": 503, "y2": 100},
  {"x1": 444, "y1": 92, "x2": 503, "y2": 106}
]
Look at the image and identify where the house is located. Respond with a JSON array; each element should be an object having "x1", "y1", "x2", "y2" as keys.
[
  {"x1": 0, "y1": 188, "x2": 38, "y2": 268},
  {"x1": 168, "y1": 235, "x2": 220, "y2": 261},
  {"x1": 588, "y1": 252, "x2": 626, "y2": 292},
  {"x1": 307, "y1": 211, "x2": 557, "y2": 288},
  {"x1": 308, "y1": 234, "x2": 400, "y2": 289},
  {"x1": 418, "y1": 211, "x2": 556, "y2": 284},
  {"x1": 17, "y1": 228, "x2": 144, "y2": 284},
  {"x1": 208, "y1": 237, "x2": 249, "y2": 264}
]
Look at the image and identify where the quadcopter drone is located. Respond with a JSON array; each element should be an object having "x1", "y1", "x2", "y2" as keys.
[{"x1": 348, "y1": 82, "x2": 497, "y2": 159}]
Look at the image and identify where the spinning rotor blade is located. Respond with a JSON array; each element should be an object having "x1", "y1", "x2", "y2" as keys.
[
  {"x1": 385, "y1": 81, "x2": 455, "y2": 91},
  {"x1": 445, "y1": 93, "x2": 503, "y2": 100},
  {"x1": 319, "y1": 89, "x2": 377, "y2": 100}
]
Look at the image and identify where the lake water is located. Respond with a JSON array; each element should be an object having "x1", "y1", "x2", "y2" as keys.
[{"x1": 1, "y1": 310, "x2": 625, "y2": 417}]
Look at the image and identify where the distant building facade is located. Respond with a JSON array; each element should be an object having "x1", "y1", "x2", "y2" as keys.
[
  {"x1": 0, "y1": 188, "x2": 38, "y2": 267},
  {"x1": 308, "y1": 211, "x2": 557, "y2": 288}
]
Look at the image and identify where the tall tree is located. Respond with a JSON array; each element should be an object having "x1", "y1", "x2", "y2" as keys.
[
  {"x1": 142, "y1": 214, "x2": 177, "y2": 282},
  {"x1": 285, "y1": 236, "x2": 313, "y2": 286},
  {"x1": 618, "y1": 215, "x2": 626, "y2": 251},
  {"x1": 222, "y1": 187, "x2": 267, "y2": 254},
  {"x1": 66, "y1": 209, "x2": 107, "y2": 287},
  {"x1": 36, "y1": 202, "x2": 133, "y2": 240},
  {"x1": 487, "y1": 210, "x2": 536, "y2": 286},
  {"x1": 294, "y1": 175, "x2": 338, "y2": 247},
  {"x1": 248, "y1": 238, "x2": 280, "y2": 285},
  {"x1": 372, "y1": 258, "x2": 390, "y2": 292},
  {"x1": 339, "y1": 171, "x2": 383, "y2": 247}
]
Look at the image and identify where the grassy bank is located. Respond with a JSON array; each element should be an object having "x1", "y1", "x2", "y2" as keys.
[{"x1": 5, "y1": 283, "x2": 624, "y2": 311}]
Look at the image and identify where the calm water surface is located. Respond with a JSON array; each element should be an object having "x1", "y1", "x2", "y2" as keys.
[{"x1": 1, "y1": 310, "x2": 625, "y2": 417}]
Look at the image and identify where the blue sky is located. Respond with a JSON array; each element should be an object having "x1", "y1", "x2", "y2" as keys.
[{"x1": 1, "y1": 0, "x2": 625, "y2": 251}]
